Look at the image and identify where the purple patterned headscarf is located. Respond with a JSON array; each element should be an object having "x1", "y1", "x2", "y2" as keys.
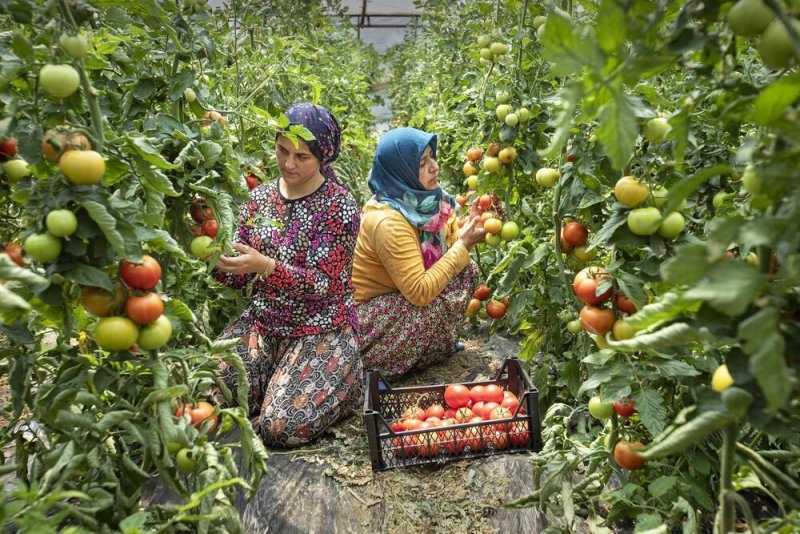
[{"x1": 284, "y1": 103, "x2": 341, "y2": 182}]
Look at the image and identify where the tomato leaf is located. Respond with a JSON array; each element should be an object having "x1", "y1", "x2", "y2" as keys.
[
  {"x1": 607, "y1": 322, "x2": 715, "y2": 352},
  {"x1": 751, "y1": 72, "x2": 800, "y2": 126},
  {"x1": 641, "y1": 408, "x2": 734, "y2": 459},
  {"x1": 738, "y1": 308, "x2": 790, "y2": 411},
  {"x1": 165, "y1": 298, "x2": 197, "y2": 323},
  {"x1": 625, "y1": 293, "x2": 702, "y2": 330},
  {"x1": 660, "y1": 244, "x2": 709, "y2": 285},
  {"x1": 633, "y1": 389, "x2": 668, "y2": 437},
  {"x1": 649, "y1": 476, "x2": 677, "y2": 499},
  {"x1": 62, "y1": 264, "x2": 115, "y2": 293},
  {"x1": 683, "y1": 261, "x2": 768, "y2": 317},
  {"x1": 80, "y1": 200, "x2": 130, "y2": 260},
  {"x1": 538, "y1": 83, "x2": 582, "y2": 160},
  {"x1": 596, "y1": 90, "x2": 637, "y2": 171},
  {"x1": 595, "y1": 0, "x2": 627, "y2": 53},
  {"x1": 0, "y1": 285, "x2": 30, "y2": 312},
  {"x1": 541, "y1": 11, "x2": 604, "y2": 76},
  {"x1": 589, "y1": 210, "x2": 628, "y2": 248}
]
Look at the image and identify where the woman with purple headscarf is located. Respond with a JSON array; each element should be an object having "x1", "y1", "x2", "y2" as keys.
[{"x1": 212, "y1": 103, "x2": 362, "y2": 447}]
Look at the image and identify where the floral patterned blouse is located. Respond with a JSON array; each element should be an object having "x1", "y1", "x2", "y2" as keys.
[{"x1": 214, "y1": 179, "x2": 360, "y2": 338}]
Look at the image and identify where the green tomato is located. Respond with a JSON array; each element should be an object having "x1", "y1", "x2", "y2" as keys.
[
  {"x1": 477, "y1": 35, "x2": 492, "y2": 47},
  {"x1": 721, "y1": 387, "x2": 753, "y2": 419},
  {"x1": 489, "y1": 42, "x2": 508, "y2": 56},
  {"x1": 567, "y1": 319, "x2": 583, "y2": 334},
  {"x1": 184, "y1": 88, "x2": 197, "y2": 103},
  {"x1": 39, "y1": 64, "x2": 80, "y2": 99},
  {"x1": 572, "y1": 245, "x2": 597, "y2": 262},
  {"x1": 533, "y1": 15, "x2": 547, "y2": 29},
  {"x1": 727, "y1": 0, "x2": 775, "y2": 37},
  {"x1": 45, "y1": 209, "x2": 78, "y2": 237},
  {"x1": 643, "y1": 117, "x2": 671, "y2": 143},
  {"x1": 558, "y1": 310, "x2": 573, "y2": 323},
  {"x1": 612, "y1": 319, "x2": 636, "y2": 340},
  {"x1": 479, "y1": 48, "x2": 494, "y2": 61},
  {"x1": 95, "y1": 316, "x2": 139, "y2": 351},
  {"x1": 500, "y1": 221, "x2": 520, "y2": 241},
  {"x1": 483, "y1": 157, "x2": 502, "y2": 174},
  {"x1": 496, "y1": 91, "x2": 510, "y2": 104},
  {"x1": 190, "y1": 236, "x2": 217, "y2": 258},
  {"x1": 2, "y1": 159, "x2": 31, "y2": 182},
  {"x1": 478, "y1": 309, "x2": 489, "y2": 320},
  {"x1": 485, "y1": 233, "x2": 502, "y2": 247},
  {"x1": 535, "y1": 167, "x2": 559, "y2": 188},
  {"x1": 24, "y1": 233, "x2": 62, "y2": 263},
  {"x1": 758, "y1": 19, "x2": 800, "y2": 69},
  {"x1": 59, "y1": 33, "x2": 89, "y2": 59},
  {"x1": 627, "y1": 207, "x2": 662, "y2": 236},
  {"x1": 137, "y1": 315, "x2": 173, "y2": 350},
  {"x1": 504, "y1": 113, "x2": 519, "y2": 127},
  {"x1": 495, "y1": 104, "x2": 512, "y2": 120},
  {"x1": 517, "y1": 107, "x2": 531, "y2": 123},
  {"x1": 588, "y1": 396, "x2": 614, "y2": 420},
  {"x1": 466, "y1": 176, "x2": 479, "y2": 190},
  {"x1": 657, "y1": 212, "x2": 685, "y2": 239},
  {"x1": 176, "y1": 448, "x2": 198, "y2": 473},
  {"x1": 742, "y1": 164, "x2": 762, "y2": 195},
  {"x1": 713, "y1": 191, "x2": 729, "y2": 209}
]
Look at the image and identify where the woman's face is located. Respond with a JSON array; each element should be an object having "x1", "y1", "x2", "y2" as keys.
[
  {"x1": 276, "y1": 135, "x2": 322, "y2": 186},
  {"x1": 418, "y1": 145, "x2": 440, "y2": 191}
]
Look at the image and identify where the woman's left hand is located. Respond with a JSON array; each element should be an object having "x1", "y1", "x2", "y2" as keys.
[{"x1": 215, "y1": 243, "x2": 274, "y2": 275}]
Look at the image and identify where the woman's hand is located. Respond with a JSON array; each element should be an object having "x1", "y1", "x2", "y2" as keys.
[
  {"x1": 456, "y1": 215, "x2": 487, "y2": 250},
  {"x1": 215, "y1": 243, "x2": 275, "y2": 276}
]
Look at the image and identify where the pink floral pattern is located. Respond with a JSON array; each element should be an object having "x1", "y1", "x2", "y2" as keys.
[{"x1": 357, "y1": 263, "x2": 478, "y2": 379}]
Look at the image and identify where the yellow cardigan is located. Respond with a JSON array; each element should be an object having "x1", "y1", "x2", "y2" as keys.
[{"x1": 352, "y1": 202, "x2": 470, "y2": 306}]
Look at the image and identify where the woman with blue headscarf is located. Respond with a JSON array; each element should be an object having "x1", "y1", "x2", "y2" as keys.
[
  {"x1": 211, "y1": 103, "x2": 363, "y2": 447},
  {"x1": 351, "y1": 127, "x2": 486, "y2": 379}
]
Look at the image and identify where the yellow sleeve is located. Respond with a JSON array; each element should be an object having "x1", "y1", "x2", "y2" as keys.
[
  {"x1": 373, "y1": 215, "x2": 470, "y2": 307},
  {"x1": 445, "y1": 213, "x2": 460, "y2": 247}
]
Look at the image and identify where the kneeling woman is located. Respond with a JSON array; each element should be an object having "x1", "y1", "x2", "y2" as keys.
[
  {"x1": 212, "y1": 103, "x2": 362, "y2": 447},
  {"x1": 352, "y1": 127, "x2": 485, "y2": 380}
]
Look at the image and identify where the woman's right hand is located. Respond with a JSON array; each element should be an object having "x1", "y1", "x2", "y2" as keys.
[{"x1": 456, "y1": 215, "x2": 487, "y2": 250}]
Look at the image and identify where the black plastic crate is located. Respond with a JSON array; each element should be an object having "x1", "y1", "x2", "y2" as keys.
[{"x1": 363, "y1": 357, "x2": 542, "y2": 471}]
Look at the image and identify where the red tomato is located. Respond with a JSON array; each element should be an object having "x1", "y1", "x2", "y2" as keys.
[
  {"x1": 417, "y1": 422, "x2": 442, "y2": 458},
  {"x1": 579, "y1": 305, "x2": 616, "y2": 336},
  {"x1": 614, "y1": 441, "x2": 646, "y2": 470},
  {"x1": 509, "y1": 421, "x2": 530, "y2": 447},
  {"x1": 0, "y1": 138, "x2": 18, "y2": 160},
  {"x1": 467, "y1": 147, "x2": 483, "y2": 162},
  {"x1": 572, "y1": 266, "x2": 611, "y2": 292},
  {"x1": 1, "y1": 243, "x2": 24, "y2": 267},
  {"x1": 402, "y1": 406, "x2": 426, "y2": 421},
  {"x1": 120, "y1": 255, "x2": 162, "y2": 291},
  {"x1": 392, "y1": 435, "x2": 416, "y2": 457},
  {"x1": 444, "y1": 408, "x2": 457, "y2": 419},
  {"x1": 190, "y1": 199, "x2": 212, "y2": 223},
  {"x1": 615, "y1": 293, "x2": 639, "y2": 314},
  {"x1": 483, "y1": 384, "x2": 505, "y2": 404},
  {"x1": 614, "y1": 399, "x2": 636, "y2": 418},
  {"x1": 478, "y1": 194, "x2": 493, "y2": 210},
  {"x1": 562, "y1": 222, "x2": 588, "y2": 246},
  {"x1": 470, "y1": 385, "x2": 486, "y2": 403},
  {"x1": 390, "y1": 420, "x2": 405, "y2": 432},
  {"x1": 485, "y1": 300, "x2": 507, "y2": 319},
  {"x1": 479, "y1": 401, "x2": 500, "y2": 419},
  {"x1": 124, "y1": 292, "x2": 164, "y2": 325},
  {"x1": 501, "y1": 392, "x2": 519, "y2": 414},
  {"x1": 176, "y1": 401, "x2": 218, "y2": 432},
  {"x1": 574, "y1": 277, "x2": 613, "y2": 305},
  {"x1": 403, "y1": 418, "x2": 423, "y2": 431},
  {"x1": 440, "y1": 424, "x2": 465, "y2": 455},
  {"x1": 473, "y1": 284, "x2": 490, "y2": 301},
  {"x1": 454, "y1": 407, "x2": 474, "y2": 423},
  {"x1": 201, "y1": 219, "x2": 219, "y2": 238},
  {"x1": 462, "y1": 426, "x2": 484, "y2": 452},
  {"x1": 486, "y1": 431, "x2": 509, "y2": 451},
  {"x1": 489, "y1": 406, "x2": 512, "y2": 431},
  {"x1": 245, "y1": 174, "x2": 259, "y2": 190},
  {"x1": 444, "y1": 384, "x2": 470, "y2": 409},
  {"x1": 471, "y1": 401, "x2": 485, "y2": 417}
]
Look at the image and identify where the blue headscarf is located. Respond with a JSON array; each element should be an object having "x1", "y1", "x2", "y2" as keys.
[
  {"x1": 368, "y1": 127, "x2": 457, "y2": 269},
  {"x1": 284, "y1": 103, "x2": 341, "y2": 182}
]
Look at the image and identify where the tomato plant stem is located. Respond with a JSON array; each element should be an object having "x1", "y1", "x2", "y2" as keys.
[{"x1": 718, "y1": 423, "x2": 737, "y2": 534}]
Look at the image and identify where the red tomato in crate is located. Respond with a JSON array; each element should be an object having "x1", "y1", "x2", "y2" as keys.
[
  {"x1": 485, "y1": 431, "x2": 509, "y2": 451},
  {"x1": 479, "y1": 401, "x2": 500, "y2": 419},
  {"x1": 509, "y1": 421, "x2": 530, "y2": 447},
  {"x1": 402, "y1": 406, "x2": 426, "y2": 421},
  {"x1": 444, "y1": 384, "x2": 470, "y2": 409},
  {"x1": 444, "y1": 408, "x2": 457, "y2": 419},
  {"x1": 483, "y1": 384, "x2": 504, "y2": 404},
  {"x1": 425, "y1": 404, "x2": 445, "y2": 420},
  {"x1": 489, "y1": 406, "x2": 513, "y2": 431},
  {"x1": 501, "y1": 392, "x2": 519, "y2": 414},
  {"x1": 470, "y1": 385, "x2": 486, "y2": 403},
  {"x1": 454, "y1": 407, "x2": 474, "y2": 423}
]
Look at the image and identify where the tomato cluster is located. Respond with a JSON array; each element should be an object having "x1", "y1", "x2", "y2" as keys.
[
  {"x1": 83, "y1": 255, "x2": 172, "y2": 352},
  {"x1": 188, "y1": 198, "x2": 221, "y2": 258},
  {"x1": 388, "y1": 383, "x2": 530, "y2": 460},
  {"x1": 466, "y1": 283, "x2": 510, "y2": 321},
  {"x1": 568, "y1": 265, "x2": 643, "y2": 343}
]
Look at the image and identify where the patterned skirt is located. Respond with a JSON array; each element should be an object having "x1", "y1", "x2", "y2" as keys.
[
  {"x1": 217, "y1": 315, "x2": 363, "y2": 447},
  {"x1": 356, "y1": 262, "x2": 479, "y2": 380}
]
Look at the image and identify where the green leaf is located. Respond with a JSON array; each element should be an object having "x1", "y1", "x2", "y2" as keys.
[
  {"x1": 137, "y1": 228, "x2": 186, "y2": 257},
  {"x1": 640, "y1": 409, "x2": 734, "y2": 459},
  {"x1": 625, "y1": 293, "x2": 702, "y2": 330},
  {"x1": 136, "y1": 161, "x2": 180, "y2": 197},
  {"x1": 738, "y1": 308, "x2": 790, "y2": 411},
  {"x1": 80, "y1": 200, "x2": 128, "y2": 258},
  {"x1": 539, "y1": 83, "x2": 582, "y2": 159},
  {"x1": 590, "y1": 209, "x2": 628, "y2": 247},
  {"x1": 61, "y1": 264, "x2": 114, "y2": 293},
  {"x1": 662, "y1": 165, "x2": 730, "y2": 216},
  {"x1": 0, "y1": 255, "x2": 48, "y2": 289},
  {"x1": 751, "y1": 72, "x2": 800, "y2": 125},
  {"x1": 597, "y1": 90, "x2": 637, "y2": 170},
  {"x1": 607, "y1": 323, "x2": 715, "y2": 352},
  {"x1": 128, "y1": 136, "x2": 178, "y2": 170},
  {"x1": 683, "y1": 262, "x2": 767, "y2": 317},
  {"x1": 166, "y1": 298, "x2": 197, "y2": 322},
  {"x1": 0, "y1": 285, "x2": 30, "y2": 312},
  {"x1": 596, "y1": 0, "x2": 627, "y2": 52},
  {"x1": 198, "y1": 141, "x2": 223, "y2": 167},
  {"x1": 649, "y1": 476, "x2": 677, "y2": 499},
  {"x1": 541, "y1": 11, "x2": 604, "y2": 76},
  {"x1": 660, "y1": 244, "x2": 710, "y2": 285},
  {"x1": 633, "y1": 389, "x2": 668, "y2": 437},
  {"x1": 209, "y1": 338, "x2": 241, "y2": 354}
]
